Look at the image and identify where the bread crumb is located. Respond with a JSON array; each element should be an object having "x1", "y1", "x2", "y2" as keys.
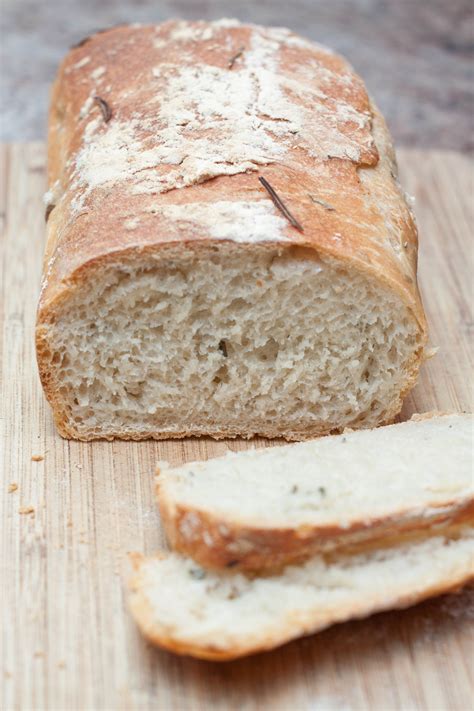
[
  {"x1": 31, "y1": 454, "x2": 44, "y2": 462},
  {"x1": 8, "y1": 483, "x2": 18, "y2": 493},
  {"x1": 57, "y1": 660, "x2": 66, "y2": 669},
  {"x1": 19, "y1": 506, "x2": 35, "y2": 515},
  {"x1": 425, "y1": 346, "x2": 439, "y2": 360},
  {"x1": 34, "y1": 651, "x2": 44, "y2": 658}
]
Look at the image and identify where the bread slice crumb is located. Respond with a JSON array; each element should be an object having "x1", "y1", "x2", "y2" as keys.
[
  {"x1": 8, "y1": 483, "x2": 18, "y2": 493},
  {"x1": 31, "y1": 454, "x2": 44, "y2": 462},
  {"x1": 19, "y1": 506, "x2": 35, "y2": 515},
  {"x1": 129, "y1": 527, "x2": 474, "y2": 660}
]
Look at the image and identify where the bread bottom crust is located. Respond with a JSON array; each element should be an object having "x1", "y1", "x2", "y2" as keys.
[{"x1": 50, "y1": 412, "x2": 403, "y2": 442}]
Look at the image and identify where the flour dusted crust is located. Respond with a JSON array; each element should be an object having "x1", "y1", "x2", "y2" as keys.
[{"x1": 37, "y1": 19, "x2": 427, "y2": 439}]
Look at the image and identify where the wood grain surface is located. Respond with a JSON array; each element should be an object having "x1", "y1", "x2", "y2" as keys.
[{"x1": 1, "y1": 144, "x2": 473, "y2": 711}]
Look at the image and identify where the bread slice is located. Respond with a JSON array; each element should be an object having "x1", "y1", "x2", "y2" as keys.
[
  {"x1": 129, "y1": 526, "x2": 474, "y2": 660},
  {"x1": 157, "y1": 413, "x2": 474, "y2": 570},
  {"x1": 36, "y1": 20, "x2": 426, "y2": 441}
]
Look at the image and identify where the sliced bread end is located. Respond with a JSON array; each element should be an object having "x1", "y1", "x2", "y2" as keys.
[
  {"x1": 157, "y1": 413, "x2": 474, "y2": 571},
  {"x1": 128, "y1": 527, "x2": 474, "y2": 661}
]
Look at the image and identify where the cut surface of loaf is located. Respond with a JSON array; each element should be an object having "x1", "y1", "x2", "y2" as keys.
[
  {"x1": 129, "y1": 527, "x2": 474, "y2": 660},
  {"x1": 157, "y1": 413, "x2": 474, "y2": 569},
  {"x1": 37, "y1": 19, "x2": 426, "y2": 440}
]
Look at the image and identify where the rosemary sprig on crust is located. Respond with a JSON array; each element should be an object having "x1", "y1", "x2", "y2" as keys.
[
  {"x1": 308, "y1": 194, "x2": 336, "y2": 211},
  {"x1": 71, "y1": 36, "x2": 92, "y2": 49},
  {"x1": 45, "y1": 204, "x2": 56, "y2": 223},
  {"x1": 93, "y1": 96, "x2": 112, "y2": 123},
  {"x1": 228, "y1": 46, "x2": 245, "y2": 69},
  {"x1": 259, "y1": 177, "x2": 304, "y2": 232}
]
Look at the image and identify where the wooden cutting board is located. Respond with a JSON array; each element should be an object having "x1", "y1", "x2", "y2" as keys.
[{"x1": 1, "y1": 144, "x2": 472, "y2": 711}]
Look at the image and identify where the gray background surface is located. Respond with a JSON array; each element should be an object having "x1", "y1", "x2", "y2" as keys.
[{"x1": 1, "y1": 0, "x2": 473, "y2": 149}]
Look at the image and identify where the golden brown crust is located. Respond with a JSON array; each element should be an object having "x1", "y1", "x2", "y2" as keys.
[
  {"x1": 157, "y1": 494, "x2": 474, "y2": 571},
  {"x1": 37, "y1": 20, "x2": 427, "y2": 440}
]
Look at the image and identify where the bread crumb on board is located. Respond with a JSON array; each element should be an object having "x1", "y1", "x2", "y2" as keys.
[
  {"x1": 425, "y1": 346, "x2": 440, "y2": 360},
  {"x1": 19, "y1": 506, "x2": 35, "y2": 515},
  {"x1": 31, "y1": 454, "x2": 44, "y2": 462},
  {"x1": 8, "y1": 483, "x2": 18, "y2": 493}
]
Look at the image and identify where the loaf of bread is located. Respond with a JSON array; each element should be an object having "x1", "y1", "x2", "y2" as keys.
[
  {"x1": 129, "y1": 526, "x2": 474, "y2": 660},
  {"x1": 156, "y1": 413, "x2": 474, "y2": 570},
  {"x1": 36, "y1": 19, "x2": 427, "y2": 441}
]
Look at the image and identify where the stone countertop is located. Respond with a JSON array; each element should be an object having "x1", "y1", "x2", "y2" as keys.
[{"x1": 1, "y1": 0, "x2": 473, "y2": 151}]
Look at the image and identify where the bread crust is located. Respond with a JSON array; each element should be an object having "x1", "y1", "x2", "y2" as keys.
[
  {"x1": 37, "y1": 20, "x2": 427, "y2": 440},
  {"x1": 158, "y1": 494, "x2": 474, "y2": 572}
]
